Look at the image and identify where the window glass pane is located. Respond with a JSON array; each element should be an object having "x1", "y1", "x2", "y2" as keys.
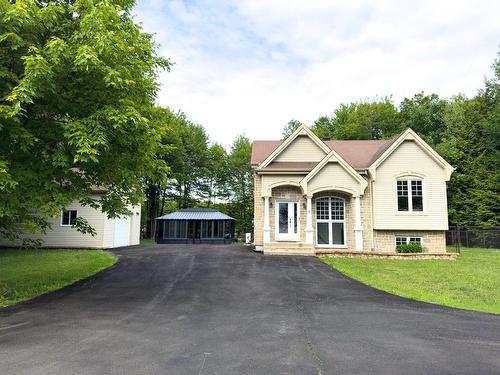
[
  {"x1": 331, "y1": 198, "x2": 344, "y2": 220},
  {"x1": 69, "y1": 211, "x2": 77, "y2": 225},
  {"x1": 411, "y1": 180, "x2": 423, "y2": 211},
  {"x1": 213, "y1": 220, "x2": 218, "y2": 238},
  {"x1": 278, "y1": 203, "x2": 288, "y2": 233},
  {"x1": 397, "y1": 180, "x2": 409, "y2": 211},
  {"x1": 316, "y1": 198, "x2": 329, "y2": 220},
  {"x1": 218, "y1": 220, "x2": 224, "y2": 238},
  {"x1": 317, "y1": 223, "x2": 329, "y2": 244},
  {"x1": 332, "y1": 223, "x2": 344, "y2": 245},
  {"x1": 167, "y1": 221, "x2": 175, "y2": 238},
  {"x1": 207, "y1": 221, "x2": 213, "y2": 238},
  {"x1": 395, "y1": 236, "x2": 406, "y2": 246},
  {"x1": 176, "y1": 221, "x2": 187, "y2": 238},
  {"x1": 293, "y1": 203, "x2": 297, "y2": 234},
  {"x1": 62, "y1": 211, "x2": 69, "y2": 225},
  {"x1": 408, "y1": 237, "x2": 421, "y2": 244}
]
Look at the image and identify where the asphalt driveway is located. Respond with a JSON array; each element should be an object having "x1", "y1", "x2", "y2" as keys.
[{"x1": 1, "y1": 244, "x2": 499, "y2": 375}]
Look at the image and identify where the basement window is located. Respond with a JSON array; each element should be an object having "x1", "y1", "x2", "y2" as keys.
[{"x1": 395, "y1": 236, "x2": 422, "y2": 247}]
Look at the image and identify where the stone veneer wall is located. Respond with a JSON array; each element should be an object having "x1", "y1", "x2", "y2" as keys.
[
  {"x1": 253, "y1": 173, "x2": 263, "y2": 247},
  {"x1": 253, "y1": 173, "x2": 375, "y2": 251},
  {"x1": 360, "y1": 176, "x2": 373, "y2": 251},
  {"x1": 373, "y1": 230, "x2": 446, "y2": 253}
]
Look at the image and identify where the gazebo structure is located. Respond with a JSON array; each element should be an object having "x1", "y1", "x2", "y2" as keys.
[{"x1": 156, "y1": 208, "x2": 236, "y2": 244}]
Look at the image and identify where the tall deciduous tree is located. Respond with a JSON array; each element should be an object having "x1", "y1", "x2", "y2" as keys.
[
  {"x1": 0, "y1": 0, "x2": 170, "y2": 243},
  {"x1": 225, "y1": 135, "x2": 253, "y2": 235},
  {"x1": 282, "y1": 119, "x2": 302, "y2": 139}
]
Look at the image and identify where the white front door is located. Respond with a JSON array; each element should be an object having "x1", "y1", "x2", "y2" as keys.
[{"x1": 275, "y1": 201, "x2": 300, "y2": 241}]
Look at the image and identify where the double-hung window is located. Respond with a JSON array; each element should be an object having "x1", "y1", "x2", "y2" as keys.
[
  {"x1": 397, "y1": 179, "x2": 423, "y2": 212},
  {"x1": 61, "y1": 210, "x2": 77, "y2": 226}
]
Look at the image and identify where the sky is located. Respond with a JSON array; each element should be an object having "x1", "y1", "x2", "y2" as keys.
[{"x1": 134, "y1": 0, "x2": 500, "y2": 147}]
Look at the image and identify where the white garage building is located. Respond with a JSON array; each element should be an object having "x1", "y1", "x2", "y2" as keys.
[{"x1": 1, "y1": 194, "x2": 141, "y2": 249}]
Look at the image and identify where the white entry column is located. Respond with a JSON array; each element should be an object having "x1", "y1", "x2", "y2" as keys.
[
  {"x1": 263, "y1": 196, "x2": 271, "y2": 243},
  {"x1": 354, "y1": 196, "x2": 363, "y2": 251},
  {"x1": 305, "y1": 195, "x2": 313, "y2": 244}
]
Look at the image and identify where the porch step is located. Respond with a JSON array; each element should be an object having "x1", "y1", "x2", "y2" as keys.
[
  {"x1": 263, "y1": 242, "x2": 315, "y2": 256},
  {"x1": 264, "y1": 242, "x2": 313, "y2": 249}
]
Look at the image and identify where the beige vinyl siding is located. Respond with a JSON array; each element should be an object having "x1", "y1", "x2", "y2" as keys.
[
  {"x1": 1, "y1": 199, "x2": 142, "y2": 249},
  {"x1": 372, "y1": 140, "x2": 449, "y2": 230},
  {"x1": 0, "y1": 195, "x2": 106, "y2": 248},
  {"x1": 307, "y1": 163, "x2": 361, "y2": 196},
  {"x1": 260, "y1": 174, "x2": 305, "y2": 197},
  {"x1": 274, "y1": 135, "x2": 326, "y2": 162}
]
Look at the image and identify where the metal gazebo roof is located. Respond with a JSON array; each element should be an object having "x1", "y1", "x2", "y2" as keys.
[{"x1": 156, "y1": 208, "x2": 235, "y2": 221}]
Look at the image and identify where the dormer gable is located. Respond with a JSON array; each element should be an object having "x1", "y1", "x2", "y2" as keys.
[
  {"x1": 368, "y1": 128, "x2": 454, "y2": 181},
  {"x1": 258, "y1": 125, "x2": 330, "y2": 169}
]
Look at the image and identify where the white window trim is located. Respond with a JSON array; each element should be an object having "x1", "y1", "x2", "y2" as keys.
[
  {"x1": 395, "y1": 179, "x2": 425, "y2": 214},
  {"x1": 395, "y1": 236, "x2": 423, "y2": 247},
  {"x1": 60, "y1": 210, "x2": 77, "y2": 227},
  {"x1": 315, "y1": 196, "x2": 347, "y2": 248}
]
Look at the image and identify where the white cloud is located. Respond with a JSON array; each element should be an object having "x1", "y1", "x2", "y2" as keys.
[{"x1": 134, "y1": 0, "x2": 500, "y2": 146}]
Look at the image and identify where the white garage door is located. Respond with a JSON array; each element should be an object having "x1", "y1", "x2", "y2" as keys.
[{"x1": 113, "y1": 215, "x2": 130, "y2": 247}]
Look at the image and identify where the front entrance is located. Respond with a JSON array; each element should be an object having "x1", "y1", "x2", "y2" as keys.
[{"x1": 275, "y1": 201, "x2": 300, "y2": 241}]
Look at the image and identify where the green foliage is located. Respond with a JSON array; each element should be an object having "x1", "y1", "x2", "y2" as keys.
[
  {"x1": 282, "y1": 119, "x2": 302, "y2": 139},
  {"x1": 396, "y1": 242, "x2": 424, "y2": 253},
  {"x1": 321, "y1": 248, "x2": 500, "y2": 314},
  {"x1": 0, "y1": 249, "x2": 116, "y2": 307},
  {"x1": 225, "y1": 135, "x2": 254, "y2": 234},
  {"x1": 311, "y1": 99, "x2": 401, "y2": 140},
  {"x1": 0, "y1": 0, "x2": 170, "y2": 242}
]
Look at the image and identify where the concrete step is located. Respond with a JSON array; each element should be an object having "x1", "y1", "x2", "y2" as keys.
[
  {"x1": 263, "y1": 248, "x2": 316, "y2": 256},
  {"x1": 265, "y1": 242, "x2": 313, "y2": 249}
]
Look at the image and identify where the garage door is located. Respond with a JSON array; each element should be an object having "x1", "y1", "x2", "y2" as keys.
[{"x1": 113, "y1": 215, "x2": 130, "y2": 247}]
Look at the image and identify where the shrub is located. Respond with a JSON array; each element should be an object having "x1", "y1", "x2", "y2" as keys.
[{"x1": 396, "y1": 242, "x2": 424, "y2": 253}]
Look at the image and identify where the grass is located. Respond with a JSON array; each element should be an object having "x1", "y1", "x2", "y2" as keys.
[
  {"x1": 320, "y1": 248, "x2": 500, "y2": 314},
  {"x1": 0, "y1": 249, "x2": 116, "y2": 308},
  {"x1": 140, "y1": 238, "x2": 155, "y2": 246}
]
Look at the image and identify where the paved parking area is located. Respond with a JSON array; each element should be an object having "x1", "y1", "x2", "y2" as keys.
[{"x1": 1, "y1": 244, "x2": 499, "y2": 374}]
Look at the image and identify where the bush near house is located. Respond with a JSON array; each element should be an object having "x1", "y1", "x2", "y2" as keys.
[
  {"x1": 0, "y1": 250, "x2": 116, "y2": 308},
  {"x1": 396, "y1": 242, "x2": 424, "y2": 253}
]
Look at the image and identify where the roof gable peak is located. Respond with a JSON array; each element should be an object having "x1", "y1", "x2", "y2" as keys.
[{"x1": 258, "y1": 124, "x2": 330, "y2": 169}]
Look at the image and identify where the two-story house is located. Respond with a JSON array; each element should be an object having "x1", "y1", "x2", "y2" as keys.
[{"x1": 251, "y1": 124, "x2": 454, "y2": 255}]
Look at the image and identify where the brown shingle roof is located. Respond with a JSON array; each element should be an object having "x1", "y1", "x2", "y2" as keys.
[{"x1": 252, "y1": 137, "x2": 397, "y2": 169}]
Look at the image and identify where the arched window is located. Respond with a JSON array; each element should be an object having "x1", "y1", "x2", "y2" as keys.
[{"x1": 316, "y1": 197, "x2": 345, "y2": 246}]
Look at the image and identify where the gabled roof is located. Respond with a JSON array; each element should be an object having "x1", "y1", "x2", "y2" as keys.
[
  {"x1": 300, "y1": 150, "x2": 368, "y2": 196},
  {"x1": 368, "y1": 128, "x2": 454, "y2": 181},
  {"x1": 252, "y1": 138, "x2": 395, "y2": 169},
  {"x1": 258, "y1": 125, "x2": 331, "y2": 169},
  {"x1": 156, "y1": 208, "x2": 235, "y2": 221}
]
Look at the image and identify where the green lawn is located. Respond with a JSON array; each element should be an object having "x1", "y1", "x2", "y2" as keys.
[
  {"x1": 320, "y1": 248, "x2": 500, "y2": 314},
  {"x1": 0, "y1": 249, "x2": 116, "y2": 308},
  {"x1": 140, "y1": 238, "x2": 156, "y2": 246}
]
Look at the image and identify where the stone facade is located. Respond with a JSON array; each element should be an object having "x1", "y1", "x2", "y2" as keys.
[
  {"x1": 373, "y1": 230, "x2": 446, "y2": 253},
  {"x1": 253, "y1": 173, "x2": 264, "y2": 247}
]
